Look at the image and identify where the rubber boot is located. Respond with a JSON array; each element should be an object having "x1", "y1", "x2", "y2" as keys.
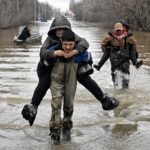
[
  {"x1": 62, "y1": 120, "x2": 72, "y2": 141},
  {"x1": 50, "y1": 128, "x2": 61, "y2": 142}
]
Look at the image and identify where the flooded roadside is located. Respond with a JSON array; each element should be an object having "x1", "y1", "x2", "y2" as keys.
[{"x1": 0, "y1": 19, "x2": 150, "y2": 150}]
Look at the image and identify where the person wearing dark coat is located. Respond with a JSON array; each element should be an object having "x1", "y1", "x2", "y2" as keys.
[
  {"x1": 94, "y1": 20, "x2": 143, "y2": 70},
  {"x1": 18, "y1": 26, "x2": 31, "y2": 41},
  {"x1": 93, "y1": 23, "x2": 142, "y2": 89}
]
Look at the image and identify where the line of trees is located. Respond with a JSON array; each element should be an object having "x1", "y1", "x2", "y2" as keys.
[
  {"x1": 0, "y1": 0, "x2": 53, "y2": 28},
  {"x1": 69, "y1": 0, "x2": 150, "y2": 31}
]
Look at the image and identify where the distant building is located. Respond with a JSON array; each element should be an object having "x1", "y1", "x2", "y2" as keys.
[{"x1": 64, "y1": 10, "x2": 75, "y2": 19}]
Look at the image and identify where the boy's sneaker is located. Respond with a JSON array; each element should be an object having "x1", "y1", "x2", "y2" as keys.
[
  {"x1": 101, "y1": 95, "x2": 119, "y2": 110},
  {"x1": 21, "y1": 104, "x2": 37, "y2": 126},
  {"x1": 136, "y1": 60, "x2": 143, "y2": 69},
  {"x1": 93, "y1": 64, "x2": 101, "y2": 71}
]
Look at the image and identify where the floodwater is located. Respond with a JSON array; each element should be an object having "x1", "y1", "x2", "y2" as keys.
[{"x1": 0, "y1": 19, "x2": 150, "y2": 150}]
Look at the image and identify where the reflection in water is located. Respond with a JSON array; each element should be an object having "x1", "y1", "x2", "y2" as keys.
[
  {"x1": 0, "y1": 20, "x2": 150, "y2": 149},
  {"x1": 112, "y1": 123, "x2": 138, "y2": 137}
]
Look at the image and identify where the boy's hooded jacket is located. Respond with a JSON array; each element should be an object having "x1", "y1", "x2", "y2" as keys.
[{"x1": 40, "y1": 16, "x2": 89, "y2": 65}]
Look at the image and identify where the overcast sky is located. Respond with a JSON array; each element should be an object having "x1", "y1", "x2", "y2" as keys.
[{"x1": 38, "y1": 0, "x2": 71, "y2": 12}]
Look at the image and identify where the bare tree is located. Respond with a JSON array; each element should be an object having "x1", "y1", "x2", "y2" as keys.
[
  {"x1": 0, "y1": 0, "x2": 53, "y2": 28},
  {"x1": 70, "y1": 0, "x2": 150, "y2": 31}
]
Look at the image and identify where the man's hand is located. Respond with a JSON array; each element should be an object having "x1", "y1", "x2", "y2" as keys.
[
  {"x1": 117, "y1": 35, "x2": 123, "y2": 40},
  {"x1": 64, "y1": 49, "x2": 79, "y2": 58},
  {"x1": 54, "y1": 50, "x2": 65, "y2": 57}
]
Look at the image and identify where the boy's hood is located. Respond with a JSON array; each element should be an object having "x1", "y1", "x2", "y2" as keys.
[{"x1": 48, "y1": 16, "x2": 71, "y2": 36}]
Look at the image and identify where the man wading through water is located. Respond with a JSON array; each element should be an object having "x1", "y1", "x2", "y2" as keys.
[
  {"x1": 21, "y1": 16, "x2": 119, "y2": 131},
  {"x1": 49, "y1": 30, "x2": 79, "y2": 141},
  {"x1": 94, "y1": 23, "x2": 141, "y2": 89},
  {"x1": 17, "y1": 26, "x2": 31, "y2": 41},
  {"x1": 105, "y1": 20, "x2": 143, "y2": 69}
]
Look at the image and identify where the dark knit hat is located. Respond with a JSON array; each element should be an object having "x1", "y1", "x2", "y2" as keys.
[{"x1": 61, "y1": 29, "x2": 75, "y2": 41}]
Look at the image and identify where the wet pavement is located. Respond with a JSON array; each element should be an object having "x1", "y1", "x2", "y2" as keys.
[{"x1": 0, "y1": 19, "x2": 150, "y2": 150}]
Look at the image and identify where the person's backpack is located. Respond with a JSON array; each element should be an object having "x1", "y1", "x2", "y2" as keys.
[
  {"x1": 75, "y1": 51, "x2": 94, "y2": 79},
  {"x1": 74, "y1": 51, "x2": 93, "y2": 64}
]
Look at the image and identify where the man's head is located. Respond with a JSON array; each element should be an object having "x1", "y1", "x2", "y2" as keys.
[
  {"x1": 61, "y1": 30, "x2": 75, "y2": 53},
  {"x1": 114, "y1": 23, "x2": 124, "y2": 36}
]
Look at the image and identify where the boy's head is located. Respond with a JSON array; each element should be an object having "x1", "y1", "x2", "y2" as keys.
[
  {"x1": 55, "y1": 29, "x2": 65, "y2": 38},
  {"x1": 48, "y1": 16, "x2": 71, "y2": 36},
  {"x1": 61, "y1": 30, "x2": 75, "y2": 53}
]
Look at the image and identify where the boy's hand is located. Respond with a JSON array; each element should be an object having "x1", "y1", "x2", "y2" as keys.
[{"x1": 64, "y1": 49, "x2": 79, "y2": 58}]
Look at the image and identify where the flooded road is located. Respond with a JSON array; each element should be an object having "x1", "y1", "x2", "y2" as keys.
[{"x1": 0, "y1": 19, "x2": 150, "y2": 150}]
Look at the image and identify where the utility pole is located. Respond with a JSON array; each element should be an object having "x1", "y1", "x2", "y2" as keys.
[
  {"x1": 0, "y1": 0, "x2": 1, "y2": 27},
  {"x1": 17, "y1": 0, "x2": 20, "y2": 25},
  {"x1": 34, "y1": 0, "x2": 36, "y2": 22},
  {"x1": 38, "y1": 3, "x2": 41, "y2": 21}
]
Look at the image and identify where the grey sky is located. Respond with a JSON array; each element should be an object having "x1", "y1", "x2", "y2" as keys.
[{"x1": 38, "y1": 0, "x2": 71, "y2": 11}]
